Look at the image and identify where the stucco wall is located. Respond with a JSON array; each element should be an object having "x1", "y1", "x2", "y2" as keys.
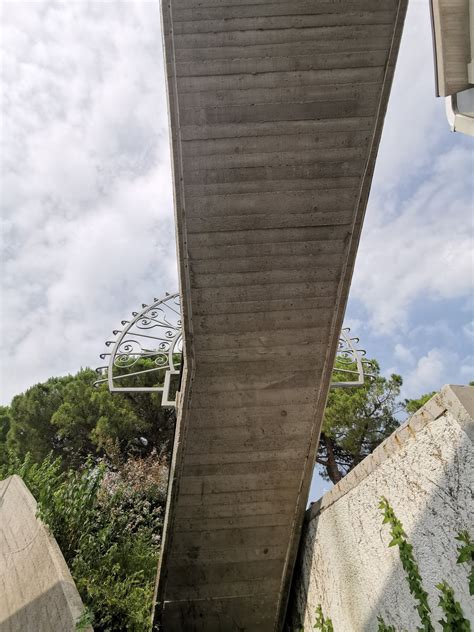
[
  {"x1": 289, "y1": 385, "x2": 474, "y2": 631},
  {"x1": 0, "y1": 475, "x2": 92, "y2": 632}
]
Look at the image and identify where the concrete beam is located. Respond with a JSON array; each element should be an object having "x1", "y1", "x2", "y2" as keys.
[{"x1": 155, "y1": 2, "x2": 408, "y2": 630}]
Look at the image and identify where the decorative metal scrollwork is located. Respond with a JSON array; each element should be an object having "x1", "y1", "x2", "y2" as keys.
[
  {"x1": 95, "y1": 293, "x2": 372, "y2": 406},
  {"x1": 94, "y1": 293, "x2": 182, "y2": 407}
]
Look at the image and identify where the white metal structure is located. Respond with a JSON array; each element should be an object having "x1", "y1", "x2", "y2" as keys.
[
  {"x1": 94, "y1": 293, "x2": 182, "y2": 406},
  {"x1": 95, "y1": 295, "x2": 372, "y2": 406},
  {"x1": 445, "y1": 88, "x2": 474, "y2": 136}
]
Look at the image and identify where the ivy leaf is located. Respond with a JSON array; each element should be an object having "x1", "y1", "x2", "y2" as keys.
[{"x1": 457, "y1": 549, "x2": 471, "y2": 563}]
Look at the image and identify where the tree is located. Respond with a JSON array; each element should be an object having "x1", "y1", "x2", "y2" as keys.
[
  {"x1": 5, "y1": 375, "x2": 74, "y2": 464},
  {"x1": 50, "y1": 368, "x2": 150, "y2": 466},
  {"x1": 0, "y1": 406, "x2": 11, "y2": 466},
  {"x1": 404, "y1": 391, "x2": 436, "y2": 415},
  {"x1": 3, "y1": 366, "x2": 175, "y2": 468},
  {"x1": 317, "y1": 360, "x2": 403, "y2": 484}
]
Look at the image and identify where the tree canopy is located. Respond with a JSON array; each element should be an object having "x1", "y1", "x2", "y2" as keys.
[
  {"x1": 318, "y1": 359, "x2": 404, "y2": 484},
  {"x1": 404, "y1": 391, "x2": 437, "y2": 415},
  {"x1": 1, "y1": 367, "x2": 175, "y2": 469}
]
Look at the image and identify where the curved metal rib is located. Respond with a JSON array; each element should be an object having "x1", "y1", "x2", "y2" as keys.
[
  {"x1": 330, "y1": 328, "x2": 374, "y2": 389},
  {"x1": 94, "y1": 292, "x2": 182, "y2": 406}
]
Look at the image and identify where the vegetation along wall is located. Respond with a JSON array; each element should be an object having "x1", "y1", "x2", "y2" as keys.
[{"x1": 289, "y1": 385, "x2": 474, "y2": 631}]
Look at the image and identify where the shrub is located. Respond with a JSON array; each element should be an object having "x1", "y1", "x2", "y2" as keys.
[{"x1": 2, "y1": 452, "x2": 166, "y2": 632}]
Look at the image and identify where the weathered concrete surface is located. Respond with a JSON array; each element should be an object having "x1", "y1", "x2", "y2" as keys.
[
  {"x1": 0, "y1": 475, "x2": 91, "y2": 632},
  {"x1": 157, "y1": 2, "x2": 408, "y2": 630},
  {"x1": 430, "y1": 0, "x2": 471, "y2": 96},
  {"x1": 289, "y1": 385, "x2": 474, "y2": 631}
]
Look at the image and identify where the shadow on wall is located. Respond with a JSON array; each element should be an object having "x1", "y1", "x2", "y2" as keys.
[
  {"x1": 0, "y1": 475, "x2": 92, "y2": 632},
  {"x1": 0, "y1": 583, "x2": 82, "y2": 632},
  {"x1": 287, "y1": 386, "x2": 474, "y2": 631}
]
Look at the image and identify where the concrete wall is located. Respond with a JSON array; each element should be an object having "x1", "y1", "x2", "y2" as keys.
[
  {"x1": 289, "y1": 385, "x2": 474, "y2": 631},
  {"x1": 0, "y1": 475, "x2": 92, "y2": 632}
]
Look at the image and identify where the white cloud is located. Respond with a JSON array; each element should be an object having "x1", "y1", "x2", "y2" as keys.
[
  {"x1": 352, "y1": 145, "x2": 473, "y2": 333},
  {"x1": 403, "y1": 349, "x2": 444, "y2": 398},
  {"x1": 463, "y1": 321, "x2": 474, "y2": 341},
  {"x1": 350, "y1": 0, "x2": 473, "y2": 335},
  {"x1": 394, "y1": 343, "x2": 415, "y2": 365},
  {"x1": 0, "y1": 3, "x2": 176, "y2": 403},
  {"x1": 399, "y1": 345, "x2": 472, "y2": 398},
  {"x1": 372, "y1": 1, "x2": 446, "y2": 194},
  {"x1": 460, "y1": 361, "x2": 474, "y2": 382}
]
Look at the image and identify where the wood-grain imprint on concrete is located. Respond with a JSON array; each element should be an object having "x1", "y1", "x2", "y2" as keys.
[{"x1": 156, "y1": 2, "x2": 407, "y2": 630}]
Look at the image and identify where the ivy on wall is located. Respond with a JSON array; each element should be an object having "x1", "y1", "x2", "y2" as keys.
[
  {"x1": 455, "y1": 531, "x2": 474, "y2": 596},
  {"x1": 298, "y1": 499, "x2": 472, "y2": 632},
  {"x1": 378, "y1": 497, "x2": 434, "y2": 631},
  {"x1": 313, "y1": 605, "x2": 334, "y2": 632},
  {"x1": 378, "y1": 497, "x2": 471, "y2": 632}
]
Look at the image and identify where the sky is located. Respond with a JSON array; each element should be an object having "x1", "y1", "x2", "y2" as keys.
[{"x1": 1, "y1": 2, "x2": 473, "y2": 496}]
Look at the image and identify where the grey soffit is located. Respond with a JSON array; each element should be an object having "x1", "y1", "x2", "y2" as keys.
[{"x1": 156, "y1": 2, "x2": 408, "y2": 630}]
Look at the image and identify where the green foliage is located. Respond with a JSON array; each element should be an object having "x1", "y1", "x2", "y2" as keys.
[
  {"x1": 0, "y1": 406, "x2": 11, "y2": 465},
  {"x1": 2, "y1": 367, "x2": 175, "y2": 468},
  {"x1": 75, "y1": 607, "x2": 94, "y2": 631},
  {"x1": 379, "y1": 499, "x2": 471, "y2": 632},
  {"x1": 404, "y1": 392, "x2": 436, "y2": 416},
  {"x1": 0, "y1": 367, "x2": 175, "y2": 630},
  {"x1": 100, "y1": 449, "x2": 168, "y2": 538},
  {"x1": 436, "y1": 582, "x2": 471, "y2": 631},
  {"x1": 4, "y1": 452, "x2": 165, "y2": 632},
  {"x1": 456, "y1": 531, "x2": 474, "y2": 595},
  {"x1": 0, "y1": 451, "x2": 64, "y2": 505},
  {"x1": 319, "y1": 360, "x2": 403, "y2": 483},
  {"x1": 313, "y1": 605, "x2": 333, "y2": 631},
  {"x1": 38, "y1": 460, "x2": 105, "y2": 562},
  {"x1": 5, "y1": 375, "x2": 74, "y2": 463},
  {"x1": 379, "y1": 497, "x2": 434, "y2": 632},
  {"x1": 377, "y1": 618, "x2": 397, "y2": 632},
  {"x1": 50, "y1": 369, "x2": 149, "y2": 465}
]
